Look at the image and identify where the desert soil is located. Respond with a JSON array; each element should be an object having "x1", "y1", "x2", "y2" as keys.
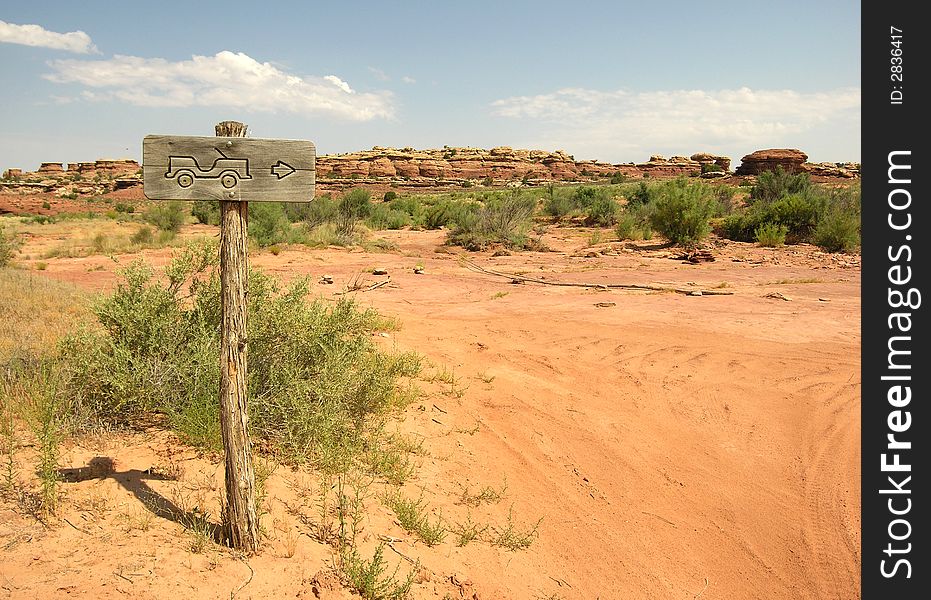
[{"x1": 1, "y1": 215, "x2": 860, "y2": 599}]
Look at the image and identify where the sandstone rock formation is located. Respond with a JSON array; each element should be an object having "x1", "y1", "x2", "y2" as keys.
[
  {"x1": 735, "y1": 149, "x2": 808, "y2": 175},
  {"x1": 315, "y1": 146, "x2": 639, "y2": 183},
  {"x1": 802, "y1": 162, "x2": 860, "y2": 179},
  {"x1": 38, "y1": 162, "x2": 65, "y2": 175}
]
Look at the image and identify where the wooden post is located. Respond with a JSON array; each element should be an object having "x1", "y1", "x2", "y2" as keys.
[{"x1": 216, "y1": 120, "x2": 260, "y2": 552}]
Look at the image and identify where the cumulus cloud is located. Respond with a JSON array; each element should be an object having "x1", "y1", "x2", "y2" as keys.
[
  {"x1": 45, "y1": 50, "x2": 394, "y2": 121},
  {"x1": 401, "y1": 76, "x2": 416, "y2": 84},
  {"x1": 0, "y1": 19, "x2": 98, "y2": 53},
  {"x1": 491, "y1": 86, "x2": 860, "y2": 161}
]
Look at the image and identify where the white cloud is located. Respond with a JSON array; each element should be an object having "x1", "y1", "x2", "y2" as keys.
[
  {"x1": 491, "y1": 86, "x2": 860, "y2": 162},
  {"x1": 0, "y1": 20, "x2": 98, "y2": 54},
  {"x1": 367, "y1": 66, "x2": 389, "y2": 81},
  {"x1": 45, "y1": 51, "x2": 394, "y2": 121},
  {"x1": 401, "y1": 76, "x2": 416, "y2": 84}
]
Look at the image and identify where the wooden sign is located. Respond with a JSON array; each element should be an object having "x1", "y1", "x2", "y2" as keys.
[{"x1": 143, "y1": 135, "x2": 315, "y2": 202}]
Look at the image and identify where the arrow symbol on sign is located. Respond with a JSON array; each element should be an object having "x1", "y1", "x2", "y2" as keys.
[{"x1": 271, "y1": 161, "x2": 296, "y2": 180}]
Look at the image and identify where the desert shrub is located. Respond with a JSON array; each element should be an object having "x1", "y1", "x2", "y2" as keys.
[
  {"x1": 543, "y1": 193, "x2": 575, "y2": 219},
  {"x1": 610, "y1": 171, "x2": 628, "y2": 184},
  {"x1": 367, "y1": 205, "x2": 411, "y2": 230},
  {"x1": 0, "y1": 227, "x2": 18, "y2": 267},
  {"x1": 282, "y1": 202, "x2": 316, "y2": 223},
  {"x1": 423, "y1": 199, "x2": 479, "y2": 230},
  {"x1": 144, "y1": 201, "x2": 186, "y2": 233},
  {"x1": 573, "y1": 186, "x2": 599, "y2": 210},
  {"x1": 712, "y1": 185, "x2": 738, "y2": 214},
  {"x1": 249, "y1": 202, "x2": 295, "y2": 247},
  {"x1": 648, "y1": 179, "x2": 717, "y2": 247},
  {"x1": 749, "y1": 167, "x2": 812, "y2": 204},
  {"x1": 131, "y1": 226, "x2": 155, "y2": 245},
  {"x1": 304, "y1": 194, "x2": 339, "y2": 227},
  {"x1": 754, "y1": 222, "x2": 787, "y2": 247},
  {"x1": 626, "y1": 182, "x2": 656, "y2": 207},
  {"x1": 336, "y1": 189, "x2": 373, "y2": 237},
  {"x1": 765, "y1": 193, "x2": 824, "y2": 241},
  {"x1": 304, "y1": 223, "x2": 353, "y2": 247},
  {"x1": 115, "y1": 202, "x2": 135, "y2": 214},
  {"x1": 585, "y1": 195, "x2": 619, "y2": 226},
  {"x1": 721, "y1": 191, "x2": 824, "y2": 243},
  {"x1": 701, "y1": 163, "x2": 724, "y2": 174},
  {"x1": 813, "y1": 187, "x2": 860, "y2": 252},
  {"x1": 447, "y1": 192, "x2": 535, "y2": 250},
  {"x1": 58, "y1": 242, "x2": 420, "y2": 468},
  {"x1": 192, "y1": 201, "x2": 220, "y2": 225},
  {"x1": 813, "y1": 210, "x2": 859, "y2": 252},
  {"x1": 383, "y1": 191, "x2": 398, "y2": 202},
  {"x1": 614, "y1": 213, "x2": 641, "y2": 241}
]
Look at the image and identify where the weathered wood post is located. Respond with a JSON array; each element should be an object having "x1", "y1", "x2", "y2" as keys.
[
  {"x1": 215, "y1": 120, "x2": 260, "y2": 552},
  {"x1": 142, "y1": 125, "x2": 314, "y2": 553}
]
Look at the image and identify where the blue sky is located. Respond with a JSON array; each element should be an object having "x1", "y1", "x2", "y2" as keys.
[{"x1": 1, "y1": 1, "x2": 860, "y2": 171}]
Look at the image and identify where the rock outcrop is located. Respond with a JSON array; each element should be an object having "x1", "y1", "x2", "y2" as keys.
[
  {"x1": 735, "y1": 149, "x2": 808, "y2": 175},
  {"x1": 802, "y1": 162, "x2": 860, "y2": 179},
  {"x1": 37, "y1": 162, "x2": 65, "y2": 175},
  {"x1": 317, "y1": 146, "x2": 648, "y2": 183}
]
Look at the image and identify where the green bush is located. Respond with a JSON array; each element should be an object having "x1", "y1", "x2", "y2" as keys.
[
  {"x1": 144, "y1": 201, "x2": 187, "y2": 233},
  {"x1": 423, "y1": 199, "x2": 479, "y2": 230},
  {"x1": 447, "y1": 192, "x2": 536, "y2": 250},
  {"x1": 614, "y1": 213, "x2": 641, "y2": 241},
  {"x1": 249, "y1": 202, "x2": 294, "y2": 247},
  {"x1": 304, "y1": 194, "x2": 339, "y2": 227},
  {"x1": 765, "y1": 193, "x2": 824, "y2": 241},
  {"x1": 336, "y1": 189, "x2": 373, "y2": 237},
  {"x1": 574, "y1": 186, "x2": 599, "y2": 210},
  {"x1": 754, "y1": 222, "x2": 787, "y2": 247},
  {"x1": 749, "y1": 167, "x2": 812, "y2": 204},
  {"x1": 367, "y1": 205, "x2": 411, "y2": 230},
  {"x1": 721, "y1": 191, "x2": 824, "y2": 243},
  {"x1": 543, "y1": 193, "x2": 575, "y2": 220},
  {"x1": 585, "y1": 195, "x2": 619, "y2": 226},
  {"x1": 192, "y1": 201, "x2": 220, "y2": 225},
  {"x1": 648, "y1": 180, "x2": 717, "y2": 247},
  {"x1": 610, "y1": 172, "x2": 628, "y2": 184},
  {"x1": 58, "y1": 242, "x2": 420, "y2": 469},
  {"x1": 383, "y1": 191, "x2": 398, "y2": 202},
  {"x1": 814, "y1": 208, "x2": 860, "y2": 252},
  {"x1": 626, "y1": 182, "x2": 656, "y2": 207},
  {"x1": 701, "y1": 163, "x2": 724, "y2": 174},
  {"x1": 282, "y1": 202, "x2": 316, "y2": 223}
]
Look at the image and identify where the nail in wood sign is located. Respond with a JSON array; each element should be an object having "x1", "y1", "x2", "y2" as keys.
[{"x1": 143, "y1": 135, "x2": 315, "y2": 202}]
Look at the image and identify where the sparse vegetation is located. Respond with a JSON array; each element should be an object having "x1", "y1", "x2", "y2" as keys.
[
  {"x1": 450, "y1": 512, "x2": 488, "y2": 547},
  {"x1": 383, "y1": 488, "x2": 447, "y2": 546},
  {"x1": 489, "y1": 505, "x2": 542, "y2": 551}
]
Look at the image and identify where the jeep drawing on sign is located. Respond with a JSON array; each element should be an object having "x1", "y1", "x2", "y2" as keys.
[{"x1": 165, "y1": 148, "x2": 252, "y2": 189}]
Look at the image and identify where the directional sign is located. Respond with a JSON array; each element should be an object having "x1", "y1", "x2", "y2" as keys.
[{"x1": 143, "y1": 135, "x2": 315, "y2": 202}]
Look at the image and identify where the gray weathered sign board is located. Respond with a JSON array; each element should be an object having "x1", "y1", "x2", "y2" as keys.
[{"x1": 143, "y1": 135, "x2": 315, "y2": 202}]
